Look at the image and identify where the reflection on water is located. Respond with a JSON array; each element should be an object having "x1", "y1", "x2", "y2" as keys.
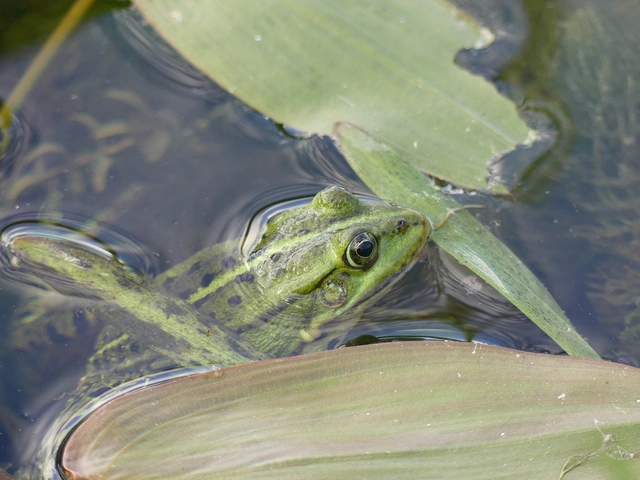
[
  {"x1": 109, "y1": 9, "x2": 219, "y2": 98},
  {"x1": 0, "y1": 0, "x2": 638, "y2": 477},
  {"x1": 552, "y1": 5, "x2": 640, "y2": 363}
]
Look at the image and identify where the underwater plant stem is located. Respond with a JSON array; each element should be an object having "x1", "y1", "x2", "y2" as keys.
[{"x1": 0, "y1": 0, "x2": 96, "y2": 130}]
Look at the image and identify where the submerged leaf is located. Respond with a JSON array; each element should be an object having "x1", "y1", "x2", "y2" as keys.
[
  {"x1": 61, "y1": 342, "x2": 639, "y2": 479},
  {"x1": 336, "y1": 123, "x2": 598, "y2": 359},
  {"x1": 132, "y1": 0, "x2": 530, "y2": 191}
]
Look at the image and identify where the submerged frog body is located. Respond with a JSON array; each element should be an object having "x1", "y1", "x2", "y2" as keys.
[{"x1": 8, "y1": 186, "x2": 429, "y2": 397}]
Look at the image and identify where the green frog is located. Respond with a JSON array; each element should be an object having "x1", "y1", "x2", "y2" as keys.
[{"x1": 7, "y1": 186, "x2": 428, "y2": 407}]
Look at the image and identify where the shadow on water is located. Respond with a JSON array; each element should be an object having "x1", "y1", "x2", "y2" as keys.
[{"x1": 0, "y1": 0, "x2": 639, "y2": 477}]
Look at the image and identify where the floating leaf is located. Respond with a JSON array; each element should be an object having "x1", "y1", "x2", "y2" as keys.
[
  {"x1": 61, "y1": 342, "x2": 639, "y2": 479},
  {"x1": 132, "y1": 0, "x2": 530, "y2": 191},
  {"x1": 336, "y1": 123, "x2": 598, "y2": 359}
]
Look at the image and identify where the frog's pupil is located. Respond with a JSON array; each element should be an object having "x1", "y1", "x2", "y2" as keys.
[
  {"x1": 345, "y1": 232, "x2": 378, "y2": 268},
  {"x1": 357, "y1": 241, "x2": 373, "y2": 258}
]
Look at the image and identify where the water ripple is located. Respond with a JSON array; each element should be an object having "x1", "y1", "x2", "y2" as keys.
[{"x1": 0, "y1": 218, "x2": 160, "y2": 292}]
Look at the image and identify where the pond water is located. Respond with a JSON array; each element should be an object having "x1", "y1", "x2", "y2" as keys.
[{"x1": 0, "y1": 0, "x2": 639, "y2": 477}]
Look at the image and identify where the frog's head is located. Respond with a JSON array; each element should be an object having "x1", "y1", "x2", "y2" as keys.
[{"x1": 250, "y1": 185, "x2": 429, "y2": 349}]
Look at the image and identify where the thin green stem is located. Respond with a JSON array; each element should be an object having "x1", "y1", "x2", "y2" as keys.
[{"x1": 1, "y1": 0, "x2": 96, "y2": 150}]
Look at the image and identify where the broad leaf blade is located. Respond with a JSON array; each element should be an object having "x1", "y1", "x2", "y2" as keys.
[
  {"x1": 61, "y1": 342, "x2": 638, "y2": 479},
  {"x1": 132, "y1": 0, "x2": 530, "y2": 191},
  {"x1": 336, "y1": 123, "x2": 598, "y2": 359}
]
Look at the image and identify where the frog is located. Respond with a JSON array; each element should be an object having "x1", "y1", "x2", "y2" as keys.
[{"x1": 6, "y1": 186, "x2": 429, "y2": 410}]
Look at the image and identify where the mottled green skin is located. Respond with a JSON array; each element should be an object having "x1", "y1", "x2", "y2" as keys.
[
  {"x1": 9, "y1": 186, "x2": 428, "y2": 399},
  {"x1": 160, "y1": 187, "x2": 428, "y2": 357}
]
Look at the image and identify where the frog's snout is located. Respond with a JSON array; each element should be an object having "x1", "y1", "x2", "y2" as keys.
[
  {"x1": 393, "y1": 210, "x2": 429, "y2": 260},
  {"x1": 394, "y1": 218, "x2": 411, "y2": 234},
  {"x1": 396, "y1": 210, "x2": 429, "y2": 239}
]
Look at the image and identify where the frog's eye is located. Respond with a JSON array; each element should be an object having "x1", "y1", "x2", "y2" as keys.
[{"x1": 345, "y1": 232, "x2": 378, "y2": 268}]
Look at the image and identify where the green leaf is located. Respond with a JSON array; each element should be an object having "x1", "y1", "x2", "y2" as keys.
[
  {"x1": 60, "y1": 342, "x2": 639, "y2": 479},
  {"x1": 132, "y1": 0, "x2": 530, "y2": 191},
  {"x1": 336, "y1": 123, "x2": 598, "y2": 359}
]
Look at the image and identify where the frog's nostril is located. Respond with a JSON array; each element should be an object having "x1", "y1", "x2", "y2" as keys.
[{"x1": 395, "y1": 219, "x2": 409, "y2": 234}]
